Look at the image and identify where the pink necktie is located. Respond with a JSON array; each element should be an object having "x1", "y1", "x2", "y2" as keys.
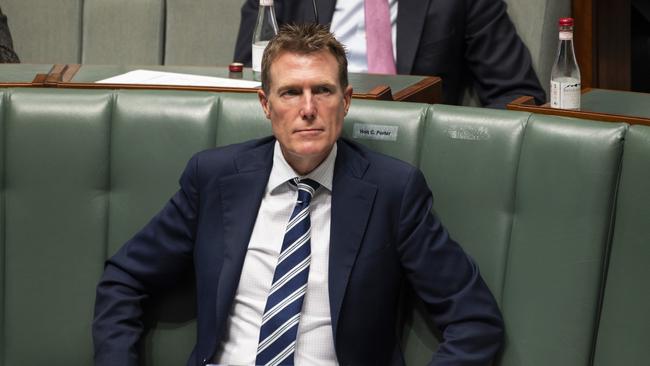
[{"x1": 365, "y1": 0, "x2": 397, "y2": 74}]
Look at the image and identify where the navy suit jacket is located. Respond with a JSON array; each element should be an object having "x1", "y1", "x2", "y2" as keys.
[
  {"x1": 234, "y1": 0, "x2": 545, "y2": 109},
  {"x1": 93, "y1": 137, "x2": 503, "y2": 366}
]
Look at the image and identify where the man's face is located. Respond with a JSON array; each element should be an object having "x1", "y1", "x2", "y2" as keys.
[{"x1": 259, "y1": 50, "x2": 352, "y2": 174}]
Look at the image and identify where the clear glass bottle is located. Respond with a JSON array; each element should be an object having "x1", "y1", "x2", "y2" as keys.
[
  {"x1": 550, "y1": 17, "x2": 581, "y2": 110},
  {"x1": 252, "y1": 0, "x2": 279, "y2": 79}
]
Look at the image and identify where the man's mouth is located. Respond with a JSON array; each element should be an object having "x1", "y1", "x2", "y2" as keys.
[{"x1": 295, "y1": 128, "x2": 323, "y2": 135}]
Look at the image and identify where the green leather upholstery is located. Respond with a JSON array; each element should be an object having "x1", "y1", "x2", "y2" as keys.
[
  {"x1": 165, "y1": 0, "x2": 242, "y2": 66},
  {"x1": 500, "y1": 117, "x2": 625, "y2": 366},
  {"x1": 3, "y1": 0, "x2": 242, "y2": 66},
  {"x1": 593, "y1": 125, "x2": 650, "y2": 366},
  {"x1": 3, "y1": 0, "x2": 82, "y2": 64},
  {"x1": 3, "y1": 89, "x2": 111, "y2": 365},
  {"x1": 82, "y1": 0, "x2": 165, "y2": 65},
  {"x1": 0, "y1": 87, "x2": 647, "y2": 366}
]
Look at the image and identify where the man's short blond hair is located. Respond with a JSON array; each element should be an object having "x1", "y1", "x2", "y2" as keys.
[{"x1": 261, "y1": 23, "x2": 349, "y2": 94}]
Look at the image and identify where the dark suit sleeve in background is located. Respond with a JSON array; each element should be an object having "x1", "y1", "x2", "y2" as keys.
[
  {"x1": 462, "y1": 0, "x2": 545, "y2": 108},
  {"x1": 0, "y1": 7, "x2": 20, "y2": 63},
  {"x1": 233, "y1": 0, "x2": 259, "y2": 65}
]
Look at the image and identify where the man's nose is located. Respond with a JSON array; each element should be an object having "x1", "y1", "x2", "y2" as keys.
[{"x1": 300, "y1": 92, "x2": 316, "y2": 120}]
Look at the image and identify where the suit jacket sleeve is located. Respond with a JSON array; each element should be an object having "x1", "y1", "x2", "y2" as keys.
[
  {"x1": 463, "y1": 0, "x2": 545, "y2": 108},
  {"x1": 92, "y1": 154, "x2": 200, "y2": 366},
  {"x1": 397, "y1": 167, "x2": 504, "y2": 365}
]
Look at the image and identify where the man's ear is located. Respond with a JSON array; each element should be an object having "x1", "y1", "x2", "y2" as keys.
[
  {"x1": 258, "y1": 89, "x2": 271, "y2": 119},
  {"x1": 343, "y1": 85, "x2": 353, "y2": 116}
]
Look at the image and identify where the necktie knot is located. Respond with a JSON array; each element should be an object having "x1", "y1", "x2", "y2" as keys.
[{"x1": 292, "y1": 178, "x2": 320, "y2": 205}]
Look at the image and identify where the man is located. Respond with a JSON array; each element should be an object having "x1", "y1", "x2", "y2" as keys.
[
  {"x1": 94, "y1": 23, "x2": 503, "y2": 365},
  {"x1": 234, "y1": 0, "x2": 546, "y2": 109}
]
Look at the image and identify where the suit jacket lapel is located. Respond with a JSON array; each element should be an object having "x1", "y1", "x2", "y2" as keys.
[
  {"x1": 396, "y1": 0, "x2": 431, "y2": 73},
  {"x1": 214, "y1": 140, "x2": 274, "y2": 341},
  {"x1": 328, "y1": 140, "x2": 377, "y2": 336}
]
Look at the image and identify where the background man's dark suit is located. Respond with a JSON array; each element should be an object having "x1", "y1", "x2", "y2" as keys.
[
  {"x1": 234, "y1": 0, "x2": 546, "y2": 109},
  {"x1": 0, "y1": 7, "x2": 19, "y2": 63},
  {"x1": 93, "y1": 136, "x2": 503, "y2": 365}
]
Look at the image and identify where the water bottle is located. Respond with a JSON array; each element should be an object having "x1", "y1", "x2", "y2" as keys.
[
  {"x1": 252, "y1": 0, "x2": 279, "y2": 79},
  {"x1": 550, "y1": 17, "x2": 581, "y2": 110}
]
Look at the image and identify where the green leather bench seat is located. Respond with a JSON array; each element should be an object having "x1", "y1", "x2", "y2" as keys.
[{"x1": 0, "y1": 88, "x2": 646, "y2": 366}]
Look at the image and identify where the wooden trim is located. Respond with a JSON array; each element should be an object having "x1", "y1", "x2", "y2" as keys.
[
  {"x1": 353, "y1": 85, "x2": 393, "y2": 101},
  {"x1": 573, "y1": 0, "x2": 595, "y2": 88},
  {"x1": 4, "y1": 64, "x2": 444, "y2": 104},
  {"x1": 509, "y1": 95, "x2": 537, "y2": 106},
  {"x1": 596, "y1": 0, "x2": 631, "y2": 90},
  {"x1": 392, "y1": 76, "x2": 441, "y2": 104},
  {"x1": 507, "y1": 89, "x2": 650, "y2": 126},
  {"x1": 31, "y1": 73, "x2": 48, "y2": 84},
  {"x1": 61, "y1": 64, "x2": 81, "y2": 82}
]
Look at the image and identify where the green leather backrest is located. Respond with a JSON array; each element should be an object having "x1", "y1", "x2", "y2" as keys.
[
  {"x1": 593, "y1": 125, "x2": 650, "y2": 366},
  {"x1": 405, "y1": 108, "x2": 627, "y2": 366},
  {"x1": 0, "y1": 88, "x2": 643, "y2": 366},
  {"x1": 165, "y1": 0, "x2": 243, "y2": 66},
  {"x1": 2, "y1": 88, "x2": 111, "y2": 365},
  {"x1": 3, "y1": 0, "x2": 82, "y2": 64},
  {"x1": 108, "y1": 90, "x2": 221, "y2": 366},
  {"x1": 499, "y1": 116, "x2": 625, "y2": 366},
  {"x1": 3, "y1": 0, "x2": 242, "y2": 65},
  {"x1": 82, "y1": 0, "x2": 165, "y2": 65}
]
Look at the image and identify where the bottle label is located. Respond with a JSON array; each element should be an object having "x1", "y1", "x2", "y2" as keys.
[
  {"x1": 550, "y1": 78, "x2": 581, "y2": 110},
  {"x1": 559, "y1": 31, "x2": 573, "y2": 40},
  {"x1": 252, "y1": 41, "x2": 269, "y2": 73},
  {"x1": 260, "y1": 0, "x2": 273, "y2": 5}
]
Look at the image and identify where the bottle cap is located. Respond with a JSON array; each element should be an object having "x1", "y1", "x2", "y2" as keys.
[
  {"x1": 559, "y1": 18, "x2": 574, "y2": 26},
  {"x1": 229, "y1": 62, "x2": 244, "y2": 73}
]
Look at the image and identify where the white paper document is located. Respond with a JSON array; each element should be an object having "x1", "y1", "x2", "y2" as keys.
[{"x1": 96, "y1": 69, "x2": 261, "y2": 88}]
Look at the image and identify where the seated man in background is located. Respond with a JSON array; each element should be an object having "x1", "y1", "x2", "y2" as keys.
[
  {"x1": 235, "y1": 0, "x2": 546, "y2": 109},
  {"x1": 94, "y1": 23, "x2": 503, "y2": 365},
  {"x1": 0, "y1": 7, "x2": 19, "y2": 63}
]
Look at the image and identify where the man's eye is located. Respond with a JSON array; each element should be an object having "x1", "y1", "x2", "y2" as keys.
[
  {"x1": 281, "y1": 89, "x2": 300, "y2": 97},
  {"x1": 315, "y1": 86, "x2": 332, "y2": 95}
]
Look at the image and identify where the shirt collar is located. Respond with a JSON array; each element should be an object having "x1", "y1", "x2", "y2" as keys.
[{"x1": 267, "y1": 140, "x2": 337, "y2": 193}]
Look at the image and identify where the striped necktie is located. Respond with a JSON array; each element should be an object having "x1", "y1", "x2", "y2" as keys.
[{"x1": 256, "y1": 178, "x2": 320, "y2": 365}]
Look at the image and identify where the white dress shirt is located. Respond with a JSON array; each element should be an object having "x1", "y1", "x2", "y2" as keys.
[
  {"x1": 213, "y1": 142, "x2": 338, "y2": 365},
  {"x1": 330, "y1": 0, "x2": 398, "y2": 72}
]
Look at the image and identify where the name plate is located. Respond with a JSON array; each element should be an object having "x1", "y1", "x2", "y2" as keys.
[{"x1": 353, "y1": 123, "x2": 399, "y2": 141}]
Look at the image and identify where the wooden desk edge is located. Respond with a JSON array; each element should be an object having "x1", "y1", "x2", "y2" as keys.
[
  {"x1": 5, "y1": 64, "x2": 429, "y2": 104},
  {"x1": 507, "y1": 94, "x2": 650, "y2": 126},
  {"x1": 392, "y1": 76, "x2": 441, "y2": 104}
]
